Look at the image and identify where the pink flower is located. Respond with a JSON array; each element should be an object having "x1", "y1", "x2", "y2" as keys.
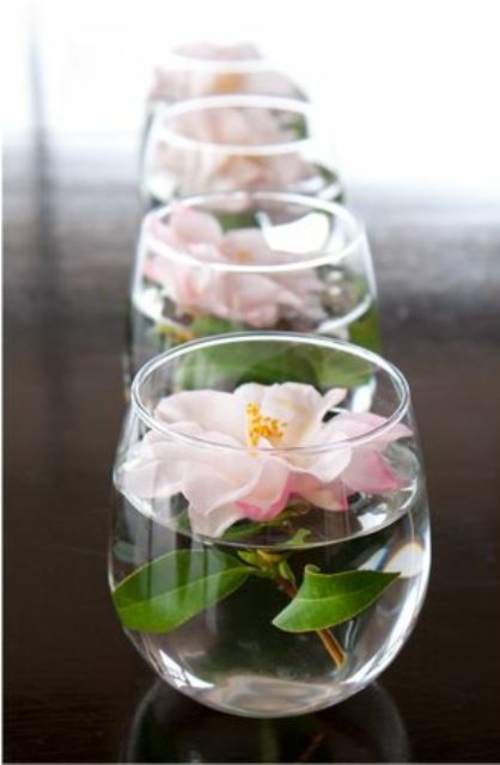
[
  {"x1": 155, "y1": 103, "x2": 313, "y2": 196},
  {"x1": 119, "y1": 382, "x2": 411, "y2": 538},
  {"x1": 148, "y1": 41, "x2": 301, "y2": 102},
  {"x1": 143, "y1": 206, "x2": 324, "y2": 328}
]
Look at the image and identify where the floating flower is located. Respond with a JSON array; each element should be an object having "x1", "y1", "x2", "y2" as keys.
[
  {"x1": 120, "y1": 382, "x2": 411, "y2": 537},
  {"x1": 148, "y1": 41, "x2": 301, "y2": 102},
  {"x1": 155, "y1": 102, "x2": 313, "y2": 195},
  {"x1": 143, "y1": 206, "x2": 324, "y2": 328}
]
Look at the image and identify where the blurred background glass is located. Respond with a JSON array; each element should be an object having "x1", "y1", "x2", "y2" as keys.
[
  {"x1": 4, "y1": 0, "x2": 499, "y2": 200},
  {"x1": 144, "y1": 41, "x2": 307, "y2": 104},
  {"x1": 140, "y1": 95, "x2": 344, "y2": 207},
  {"x1": 127, "y1": 191, "x2": 379, "y2": 379}
]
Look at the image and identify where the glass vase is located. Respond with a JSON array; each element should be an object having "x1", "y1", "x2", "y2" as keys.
[
  {"x1": 146, "y1": 41, "x2": 306, "y2": 105},
  {"x1": 126, "y1": 190, "x2": 379, "y2": 381},
  {"x1": 140, "y1": 94, "x2": 344, "y2": 209},
  {"x1": 110, "y1": 332, "x2": 431, "y2": 718},
  {"x1": 140, "y1": 43, "x2": 306, "y2": 175}
]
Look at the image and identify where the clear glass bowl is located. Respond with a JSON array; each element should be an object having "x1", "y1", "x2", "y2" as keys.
[
  {"x1": 146, "y1": 42, "x2": 306, "y2": 105},
  {"x1": 126, "y1": 190, "x2": 379, "y2": 381},
  {"x1": 140, "y1": 94, "x2": 344, "y2": 209},
  {"x1": 110, "y1": 333, "x2": 431, "y2": 718},
  {"x1": 140, "y1": 43, "x2": 307, "y2": 172}
]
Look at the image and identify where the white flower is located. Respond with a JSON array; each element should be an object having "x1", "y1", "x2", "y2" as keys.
[
  {"x1": 120, "y1": 382, "x2": 410, "y2": 537},
  {"x1": 143, "y1": 206, "x2": 324, "y2": 327}
]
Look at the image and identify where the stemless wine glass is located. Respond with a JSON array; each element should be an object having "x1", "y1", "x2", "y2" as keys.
[
  {"x1": 140, "y1": 94, "x2": 343, "y2": 209},
  {"x1": 126, "y1": 190, "x2": 379, "y2": 380},
  {"x1": 110, "y1": 332, "x2": 431, "y2": 718},
  {"x1": 147, "y1": 41, "x2": 306, "y2": 106},
  {"x1": 140, "y1": 42, "x2": 306, "y2": 171}
]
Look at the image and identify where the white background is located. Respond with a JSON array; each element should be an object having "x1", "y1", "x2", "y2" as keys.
[{"x1": 3, "y1": 0, "x2": 500, "y2": 196}]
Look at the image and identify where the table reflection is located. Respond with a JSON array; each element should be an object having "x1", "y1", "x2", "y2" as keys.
[{"x1": 120, "y1": 679, "x2": 409, "y2": 763}]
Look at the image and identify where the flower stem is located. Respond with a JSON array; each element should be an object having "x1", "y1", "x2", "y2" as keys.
[{"x1": 275, "y1": 576, "x2": 346, "y2": 669}]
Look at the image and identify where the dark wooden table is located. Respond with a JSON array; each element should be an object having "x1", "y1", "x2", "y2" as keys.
[{"x1": 4, "y1": 131, "x2": 500, "y2": 763}]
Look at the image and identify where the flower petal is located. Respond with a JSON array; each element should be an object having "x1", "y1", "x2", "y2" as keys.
[
  {"x1": 185, "y1": 451, "x2": 291, "y2": 529},
  {"x1": 170, "y1": 205, "x2": 223, "y2": 246},
  {"x1": 156, "y1": 390, "x2": 245, "y2": 441},
  {"x1": 221, "y1": 229, "x2": 273, "y2": 263},
  {"x1": 342, "y1": 449, "x2": 404, "y2": 494},
  {"x1": 234, "y1": 456, "x2": 291, "y2": 521},
  {"x1": 292, "y1": 475, "x2": 349, "y2": 512},
  {"x1": 289, "y1": 441, "x2": 351, "y2": 484},
  {"x1": 225, "y1": 272, "x2": 305, "y2": 326},
  {"x1": 182, "y1": 456, "x2": 258, "y2": 514},
  {"x1": 332, "y1": 411, "x2": 412, "y2": 447},
  {"x1": 147, "y1": 214, "x2": 187, "y2": 253},
  {"x1": 187, "y1": 501, "x2": 247, "y2": 538},
  {"x1": 118, "y1": 438, "x2": 186, "y2": 499}
]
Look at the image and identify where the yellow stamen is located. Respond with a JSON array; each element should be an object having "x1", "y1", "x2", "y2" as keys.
[
  {"x1": 246, "y1": 402, "x2": 287, "y2": 448},
  {"x1": 213, "y1": 72, "x2": 245, "y2": 93},
  {"x1": 233, "y1": 247, "x2": 253, "y2": 263},
  {"x1": 220, "y1": 240, "x2": 253, "y2": 263}
]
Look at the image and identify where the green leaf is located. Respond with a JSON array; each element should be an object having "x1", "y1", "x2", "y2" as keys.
[
  {"x1": 174, "y1": 338, "x2": 372, "y2": 391},
  {"x1": 303, "y1": 344, "x2": 372, "y2": 388},
  {"x1": 317, "y1": 165, "x2": 345, "y2": 204},
  {"x1": 174, "y1": 341, "x2": 317, "y2": 390},
  {"x1": 219, "y1": 504, "x2": 312, "y2": 544},
  {"x1": 349, "y1": 303, "x2": 382, "y2": 353},
  {"x1": 189, "y1": 315, "x2": 248, "y2": 338},
  {"x1": 280, "y1": 114, "x2": 309, "y2": 138},
  {"x1": 217, "y1": 210, "x2": 261, "y2": 232},
  {"x1": 113, "y1": 549, "x2": 250, "y2": 632},
  {"x1": 272, "y1": 567, "x2": 399, "y2": 632},
  {"x1": 279, "y1": 527, "x2": 312, "y2": 547}
]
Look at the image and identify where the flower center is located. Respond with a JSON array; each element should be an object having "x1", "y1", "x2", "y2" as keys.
[
  {"x1": 245, "y1": 402, "x2": 287, "y2": 448},
  {"x1": 213, "y1": 72, "x2": 245, "y2": 93},
  {"x1": 221, "y1": 241, "x2": 253, "y2": 263}
]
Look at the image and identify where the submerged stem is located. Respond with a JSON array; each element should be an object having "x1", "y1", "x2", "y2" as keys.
[{"x1": 275, "y1": 576, "x2": 346, "y2": 668}]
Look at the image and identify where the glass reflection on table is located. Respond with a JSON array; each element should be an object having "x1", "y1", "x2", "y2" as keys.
[{"x1": 120, "y1": 679, "x2": 409, "y2": 763}]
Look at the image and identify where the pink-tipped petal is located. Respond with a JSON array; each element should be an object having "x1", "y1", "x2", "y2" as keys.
[
  {"x1": 343, "y1": 449, "x2": 404, "y2": 494},
  {"x1": 333, "y1": 411, "x2": 412, "y2": 446},
  {"x1": 235, "y1": 460, "x2": 292, "y2": 521}
]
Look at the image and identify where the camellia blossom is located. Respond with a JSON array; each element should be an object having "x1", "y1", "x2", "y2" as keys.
[
  {"x1": 148, "y1": 41, "x2": 301, "y2": 102},
  {"x1": 155, "y1": 104, "x2": 313, "y2": 196},
  {"x1": 120, "y1": 382, "x2": 412, "y2": 537},
  {"x1": 143, "y1": 206, "x2": 325, "y2": 328}
]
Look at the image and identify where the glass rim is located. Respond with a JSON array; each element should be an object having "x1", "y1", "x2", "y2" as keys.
[
  {"x1": 141, "y1": 190, "x2": 367, "y2": 274},
  {"x1": 130, "y1": 332, "x2": 411, "y2": 453},
  {"x1": 164, "y1": 47, "x2": 286, "y2": 74},
  {"x1": 154, "y1": 94, "x2": 315, "y2": 155}
]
